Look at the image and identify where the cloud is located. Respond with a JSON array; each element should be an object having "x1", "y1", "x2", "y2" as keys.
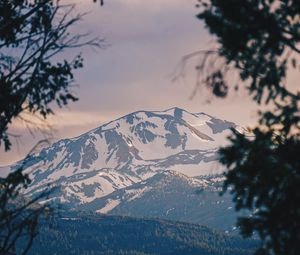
[
  {"x1": 10, "y1": 109, "x2": 110, "y2": 135},
  {"x1": 2, "y1": 0, "x2": 260, "y2": 165}
]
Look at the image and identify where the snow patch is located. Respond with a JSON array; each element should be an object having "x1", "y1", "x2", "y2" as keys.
[{"x1": 97, "y1": 199, "x2": 121, "y2": 213}]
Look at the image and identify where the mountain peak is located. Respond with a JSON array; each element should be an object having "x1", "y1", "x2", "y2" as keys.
[
  {"x1": 3, "y1": 108, "x2": 238, "y2": 215},
  {"x1": 163, "y1": 106, "x2": 185, "y2": 112}
]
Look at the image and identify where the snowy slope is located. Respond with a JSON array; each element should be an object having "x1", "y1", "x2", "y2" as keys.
[
  {"x1": 86, "y1": 172, "x2": 237, "y2": 231},
  {"x1": 2, "y1": 107, "x2": 237, "y2": 228}
]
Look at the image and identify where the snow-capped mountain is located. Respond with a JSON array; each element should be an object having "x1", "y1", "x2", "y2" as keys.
[{"x1": 2, "y1": 107, "x2": 238, "y2": 230}]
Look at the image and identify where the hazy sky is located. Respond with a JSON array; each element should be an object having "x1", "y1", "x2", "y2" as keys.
[{"x1": 1, "y1": 0, "x2": 259, "y2": 165}]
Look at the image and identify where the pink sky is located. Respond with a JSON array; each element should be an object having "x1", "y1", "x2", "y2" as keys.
[{"x1": 1, "y1": 0, "x2": 263, "y2": 165}]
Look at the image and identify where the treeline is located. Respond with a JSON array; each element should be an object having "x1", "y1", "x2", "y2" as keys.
[{"x1": 21, "y1": 212, "x2": 257, "y2": 255}]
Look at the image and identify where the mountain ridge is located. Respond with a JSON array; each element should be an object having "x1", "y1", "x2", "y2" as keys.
[{"x1": 1, "y1": 107, "x2": 239, "y2": 231}]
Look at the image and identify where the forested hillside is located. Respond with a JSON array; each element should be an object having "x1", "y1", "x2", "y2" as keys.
[{"x1": 24, "y1": 212, "x2": 257, "y2": 255}]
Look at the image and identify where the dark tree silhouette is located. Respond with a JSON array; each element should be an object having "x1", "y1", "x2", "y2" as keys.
[
  {"x1": 94, "y1": 0, "x2": 105, "y2": 6},
  {"x1": 0, "y1": 166, "x2": 50, "y2": 255},
  {"x1": 0, "y1": 0, "x2": 101, "y2": 151},
  {"x1": 195, "y1": 1, "x2": 300, "y2": 255},
  {"x1": 0, "y1": 1, "x2": 101, "y2": 254}
]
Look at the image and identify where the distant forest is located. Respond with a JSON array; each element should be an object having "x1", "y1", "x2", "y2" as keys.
[{"x1": 20, "y1": 212, "x2": 258, "y2": 255}]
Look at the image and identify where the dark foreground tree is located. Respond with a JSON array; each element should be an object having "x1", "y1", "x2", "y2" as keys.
[
  {"x1": 0, "y1": 1, "x2": 101, "y2": 254},
  {"x1": 0, "y1": 166, "x2": 50, "y2": 255},
  {"x1": 195, "y1": 1, "x2": 300, "y2": 255}
]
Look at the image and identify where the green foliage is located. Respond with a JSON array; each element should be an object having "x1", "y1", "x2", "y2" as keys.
[
  {"x1": 220, "y1": 128, "x2": 300, "y2": 255},
  {"x1": 0, "y1": 0, "x2": 100, "y2": 151},
  {"x1": 197, "y1": 0, "x2": 300, "y2": 104},
  {"x1": 196, "y1": 1, "x2": 300, "y2": 255},
  {"x1": 0, "y1": 1, "x2": 100, "y2": 254}
]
